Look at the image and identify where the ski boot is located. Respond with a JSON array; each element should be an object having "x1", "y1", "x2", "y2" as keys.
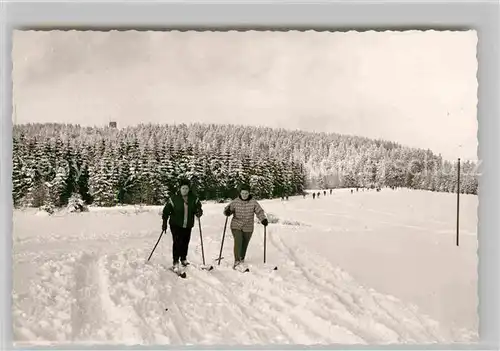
[{"x1": 172, "y1": 262, "x2": 180, "y2": 273}]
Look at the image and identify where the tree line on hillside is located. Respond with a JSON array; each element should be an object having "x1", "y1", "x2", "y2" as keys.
[{"x1": 11, "y1": 123, "x2": 478, "y2": 210}]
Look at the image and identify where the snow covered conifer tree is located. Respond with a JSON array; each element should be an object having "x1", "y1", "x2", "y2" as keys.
[
  {"x1": 88, "y1": 149, "x2": 116, "y2": 207},
  {"x1": 12, "y1": 135, "x2": 32, "y2": 206},
  {"x1": 50, "y1": 165, "x2": 67, "y2": 207}
]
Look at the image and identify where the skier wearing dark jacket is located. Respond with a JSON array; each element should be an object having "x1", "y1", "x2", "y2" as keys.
[
  {"x1": 223, "y1": 184, "x2": 268, "y2": 271},
  {"x1": 162, "y1": 179, "x2": 203, "y2": 272}
]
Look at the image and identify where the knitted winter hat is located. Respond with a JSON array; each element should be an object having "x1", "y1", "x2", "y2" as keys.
[
  {"x1": 179, "y1": 178, "x2": 190, "y2": 188},
  {"x1": 239, "y1": 184, "x2": 251, "y2": 192}
]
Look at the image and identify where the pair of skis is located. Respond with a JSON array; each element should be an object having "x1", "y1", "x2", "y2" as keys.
[
  {"x1": 232, "y1": 264, "x2": 278, "y2": 274},
  {"x1": 171, "y1": 266, "x2": 244, "y2": 279},
  {"x1": 170, "y1": 261, "x2": 215, "y2": 279},
  {"x1": 170, "y1": 259, "x2": 277, "y2": 278},
  {"x1": 170, "y1": 265, "x2": 188, "y2": 279},
  {"x1": 171, "y1": 269, "x2": 187, "y2": 278},
  {"x1": 234, "y1": 264, "x2": 250, "y2": 273}
]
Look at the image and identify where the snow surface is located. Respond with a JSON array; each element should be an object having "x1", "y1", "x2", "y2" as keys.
[{"x1": 12, "y1": 188, "x2": 478, "y2": 346}]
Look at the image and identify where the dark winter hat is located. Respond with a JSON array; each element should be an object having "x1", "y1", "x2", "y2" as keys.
[
  {"x1": 179, "y1": 178, "x2": 190, "y2": 187},
  {"x1": 239, "y1": 184, "x2": 251, "y2": 192}
]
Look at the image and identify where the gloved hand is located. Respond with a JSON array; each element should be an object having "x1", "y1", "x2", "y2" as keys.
[
  {"x1": 162, "y1": 219, "x2": 168, "y2": 232},
  {"x1": 224, "y1": 208, "x2": 232, "y2": 217},
  {"x1": 261, "y1": 218, "x2": 269, "y2": 227},
  {"x1": 196, "y1": 209, "x2": 203, "y2": 218}
]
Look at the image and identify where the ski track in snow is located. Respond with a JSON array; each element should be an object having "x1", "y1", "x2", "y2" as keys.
[
  {"x1": 12, "y1": 190, "x2": 478, "y2": 346},
  {"x1": 13, "y1": 236, "x2": 454, "y2": 345}
]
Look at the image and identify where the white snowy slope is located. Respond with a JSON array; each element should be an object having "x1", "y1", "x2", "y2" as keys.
[{"x1": 12, "y1": 188, "x2": 478, "y2": 346}]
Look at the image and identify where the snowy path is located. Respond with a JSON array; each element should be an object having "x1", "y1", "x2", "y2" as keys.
[{"x1": 12, "y1": 189, "x2": 478, "y2": 345}]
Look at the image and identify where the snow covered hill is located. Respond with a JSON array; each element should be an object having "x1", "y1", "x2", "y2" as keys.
[{"x1": 12, "y1": 188, "x2": 478, "y2": 346}]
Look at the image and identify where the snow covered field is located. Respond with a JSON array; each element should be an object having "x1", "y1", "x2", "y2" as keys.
[{"x1": 12, "y1": 188, "x2": 478, "y2": 346}]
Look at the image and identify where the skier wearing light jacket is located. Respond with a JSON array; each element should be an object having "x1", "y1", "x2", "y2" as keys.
[
  {"x1": 223, "y1": 184, "x2": 268, "y2": 271},
  {"x1": 162, "y1": 179, "x2": 203, "y2": 273}
]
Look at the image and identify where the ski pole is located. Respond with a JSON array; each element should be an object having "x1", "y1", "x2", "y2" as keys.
[
  {"x1": 198, "y1": 218, "x2": 214, "y2": 271},
  {"x1": 263, "y1": 226, "x2": 277, "y2": 271},
  {"x1": 198, "y1": 217, "x2": 206, "y2": 266},
  {"x1": 263, "y1": 225, "x2": 267, "y2": 264},
  {"x1": 217, "y1": 217, "x2": 228, "y2": 266},
  {"x1": 147, "y1": 229, "x2": 165, "y2": 262}
]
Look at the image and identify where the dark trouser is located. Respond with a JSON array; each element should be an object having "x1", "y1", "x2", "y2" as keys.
[
  {"x1": 170, "y1": 223, "x2": 192, "y2": 264},
  {"x1": 231, "y1": 229, "x2": 253, "y2": 262}
]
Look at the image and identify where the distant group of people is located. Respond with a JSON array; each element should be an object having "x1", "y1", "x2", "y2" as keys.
[
  {"x1": 307, "y1": 186, "x2": 382, "y2": 198},
  {"x1": 162, "y1": 180, "x2": 268, "y2": 273},
  {"x1": 349, "y1": 186, "x2": 382, "y2": 194},
  {"x1": 309, "y1": 188, "x2": 333, "y2": 199}
]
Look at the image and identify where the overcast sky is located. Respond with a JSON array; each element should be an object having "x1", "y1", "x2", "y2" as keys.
[{"x1": 12, "y1": 30, "x2": 478, "y2": 161}]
